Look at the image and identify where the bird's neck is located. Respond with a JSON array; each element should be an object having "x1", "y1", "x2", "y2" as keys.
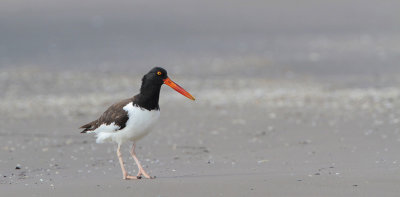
[{"x1": 137, "y1": 83, "x2": 161, "y2": 110}]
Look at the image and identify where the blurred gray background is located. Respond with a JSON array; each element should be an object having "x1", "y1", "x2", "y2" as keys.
[{"x1": 1, "y1": 0, "x2": 399, "y2": 76}]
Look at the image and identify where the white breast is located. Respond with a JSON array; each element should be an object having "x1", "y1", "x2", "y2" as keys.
[{"x1": 93, "y1": 102, "x2": 160, "y2": 144}]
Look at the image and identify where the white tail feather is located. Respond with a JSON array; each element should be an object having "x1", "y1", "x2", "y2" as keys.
[{"x1": 96, "y1": 132, "x2": 114, "y2": 143}]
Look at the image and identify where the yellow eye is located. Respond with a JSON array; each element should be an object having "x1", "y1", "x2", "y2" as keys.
[{"x1": 157, "y1": 71, "x2": 162, "y2": 76}]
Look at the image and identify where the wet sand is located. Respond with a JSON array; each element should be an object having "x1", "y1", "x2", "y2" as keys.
[
  {"x1": 1, "y1": 0, "x2": 400, "y2": 195},
  {"x1": 1, "y1": 68, "x2": 400, "y2": 196}
]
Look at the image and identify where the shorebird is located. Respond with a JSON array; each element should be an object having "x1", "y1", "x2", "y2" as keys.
[{"x1": 80, "y1": 67, "x2": 195, "y2": 180}]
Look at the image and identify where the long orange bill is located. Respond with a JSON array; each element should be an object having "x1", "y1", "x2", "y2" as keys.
[{"x1": 163, "y1": 77, "x2": 195, "y2": 101}]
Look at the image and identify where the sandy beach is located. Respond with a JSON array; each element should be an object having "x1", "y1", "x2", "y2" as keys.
[
  {"x1": 1, "y1": 0, "x2": 400, "y2": 196},
  {"x1": 1, "y1": 68, "x2": 400, "y2": 196}
]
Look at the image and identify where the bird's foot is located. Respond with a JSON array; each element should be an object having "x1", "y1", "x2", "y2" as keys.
[
  {"x1": 136, "y1": 170, "x2": 154, "y2": 179},
  {"x1": 123, "y1": 175, "x2": 140, "y2": 180}
]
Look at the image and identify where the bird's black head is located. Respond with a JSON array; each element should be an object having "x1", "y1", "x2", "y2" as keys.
[
  {"x1": 140, "y1": 66, "x2": 195, "y2": 104},
  {"x1": 142, "y1": 67, "x2": 168, "y2": 86},
  {"x1": 137, "y1": 67, "x2": 168, "y2": 110}
]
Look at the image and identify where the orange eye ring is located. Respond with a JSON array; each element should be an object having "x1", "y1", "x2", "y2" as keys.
[{"x1": 157, "y1": 71, "x2": 162, "y2": 76}]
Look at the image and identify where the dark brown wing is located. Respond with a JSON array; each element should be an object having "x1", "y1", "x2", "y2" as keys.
[{"x1": 80, "y1": 98, "x2": 133, "y2": 133}]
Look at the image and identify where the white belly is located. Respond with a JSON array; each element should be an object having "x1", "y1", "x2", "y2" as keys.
[{"x1": 93, "y1": 102, "x2": 160, "y2": 144}]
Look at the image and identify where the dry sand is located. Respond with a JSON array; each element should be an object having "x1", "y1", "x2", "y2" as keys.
[{"x1": 1, "y1": 68, "x2": 400, "y2": 196}]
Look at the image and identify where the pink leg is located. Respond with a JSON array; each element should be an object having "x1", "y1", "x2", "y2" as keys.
[
  {"x1": 117, "y1": 144, "x2": 138, "y2": 180},
  {"x1": 130, "y1": 143, "x2": 153, "y2": 179}
]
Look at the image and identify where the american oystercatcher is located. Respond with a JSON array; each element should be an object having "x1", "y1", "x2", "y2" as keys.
[{"x1": 80, "y1": 67, "x2": 195, "y2": 180}]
